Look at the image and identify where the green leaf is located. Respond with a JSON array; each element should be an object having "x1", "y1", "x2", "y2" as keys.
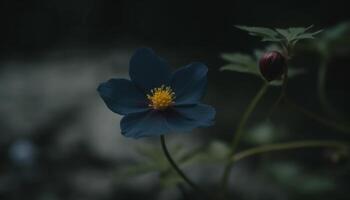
[
  {"x1": 220, "y1": 53, "x2": 259, "y2": 76},
  {"x1": 160, "y1": 171, "x2": 184, "y2": 187},
  {"x1": 288, "y1": 27, "x2": 312, "y2": 38},
  {"x1": 115, "y1": 163, "x2": 158, "y2": 180},
  {"x1": 220, "y1": 64, "x2": 259, "y2": 75},
  {"x1": 207, "y1": 141, "x2": 231, "y2": 161},
  {"x1": 244, "y1": 121, "x2": 279, "y2": 144},
  {"x1": 221, "y1": 53, "x2": 254, "y2": 64},
  {"x1": 275, "y1": 26, "x2": 323, "y2": 45},
  {"x1": 235, "y1": 25, "x2": 281, "y2": 42},
  {"x1": 275, "y1": 28, "x2": 291, "y2": 41},
  {"x1": 175, "y1": 141, "x2": 231, "y2": 166}
]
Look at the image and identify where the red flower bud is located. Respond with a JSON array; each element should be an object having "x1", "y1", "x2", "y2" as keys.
[{"x1": 259, "y1": 51, "x2": 287, "y2": 81}]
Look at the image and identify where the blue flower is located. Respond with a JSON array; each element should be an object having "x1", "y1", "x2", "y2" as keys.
[{"x1": 97, "y1": 48, "x2": 215, "y2": 138}]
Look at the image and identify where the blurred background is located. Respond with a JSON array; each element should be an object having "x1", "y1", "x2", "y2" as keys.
[{"x1": 0, "y1": 0, "x2": 349, "y2": 200}]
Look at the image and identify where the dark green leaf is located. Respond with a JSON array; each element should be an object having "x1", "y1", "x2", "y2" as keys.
[
  {"x1": 220, "y1": 53, "x2": 259, "y2": 75},
  {"x1": 220, "y1": 64, "x2": 259, "y2": 75},
  {"x1": 275, "y1": 26, "x2": 323, "y2": 44},
  {"x1": 235, "y1": 25, "x2": 281, "y2": 42},
  {"x1": 275, "y1": 28, "x2": 291, "y2": 40},
  {"x1": 221, "y1": 53, "x2": 254, "y2": 64},
  {"x1": 160, "y1": 171, "x2": 184, "y2": 187}
]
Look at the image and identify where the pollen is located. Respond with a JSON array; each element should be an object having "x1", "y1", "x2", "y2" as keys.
[{"x1": 147, "y1": 85, "x2": 175, "y2": 110}]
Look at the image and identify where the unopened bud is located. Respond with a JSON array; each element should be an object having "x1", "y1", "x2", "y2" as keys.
[{"x1": 259, "y1": 51, "x2": 287, "y2": 81}]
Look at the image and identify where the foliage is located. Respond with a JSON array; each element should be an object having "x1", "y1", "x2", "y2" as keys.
[{"x1": 236, "y1": 25, "x2": 323, "y2": 46}]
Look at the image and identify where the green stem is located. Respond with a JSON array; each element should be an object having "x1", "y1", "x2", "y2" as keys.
[
  {"x1": 265, "y1": 65, "x2": 289, "y2": 119},
  {"x1": 220, "y1": 83, "x2": 269, "y2": 192},
  {"x1": 285, "y1": 98, "x2": 350, "y2": 133},
  {"x1": 160, "y1": 135, "x2": 200, "y2": 191},
  {"x1": 230, "y1": 83, "x2": 269, "y2": 152},
  {"x1": 232, "y1": 140, "x2": 348, "y2": 162}
]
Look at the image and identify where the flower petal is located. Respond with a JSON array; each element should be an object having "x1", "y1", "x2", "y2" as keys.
[
  {"x1": 163, "y1": 110, "x2": 202, "y2": 133},
  {"x1": 120, "y1": 111, "x2": 171, "y2": 138},
  {"x1": 171, "y1": 62, "x2": 208, "y2": 105},
  {"x1": 129, "y1": 48, "x2": 172, "y2": 92},
  {"x1": 97, "y1": 79, "x2": 149, "y2": 115},
  {"x1": 172, "y1": 104, "x2": 215, "y2": 127}
]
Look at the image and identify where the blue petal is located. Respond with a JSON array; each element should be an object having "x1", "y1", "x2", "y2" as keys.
[
  {"x1": 120, "y1": 104, "x2": 215, "y2": 138},
  {"x1": 172, "y1": 104, "x2": 215, "y2": 127},
  {"x1": 170, "y1": 62, "x2": 208, "y2": 105},
  {"x1": 129, "y1": 48, "x2": 172, "y2": 92},
  {"x1": 97, "y1": 79, "x2": 149, "y2": 115},
  {"x1": 163, "y1": 109, "x2": 203, "y2": 133},
  {"x1": 121, "y1": 111, "x2": 171, "y2": 138}
]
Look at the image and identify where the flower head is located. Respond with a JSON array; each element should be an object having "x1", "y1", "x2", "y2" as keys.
[
  {"x1": 259, "y1": 51, "x2": 287, "y2": 81},
  {"x1": 97, "y1": 48, "x2": 215, "y2": 138}
]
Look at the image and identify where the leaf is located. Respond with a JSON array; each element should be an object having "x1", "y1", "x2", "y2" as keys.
[
  {"x1": 207, "y1": 141, "x2": 231, "y2": 160},
  {"x1": 275, "y1": 26, "x2": 323, "y2": 45},
  {"x1": 220, "y1": 53, "x2": 259, "y2": 76},
  {"x1": 244, "y1": 121, "x2": 279, "y2": 144},
  {"x1": 235, "y1": 25, "x2": 322, "y2": 48},
  {"x1": 160, "y1": 171, "x2": 184, "y2": 187},
  {"x1": 275, "y1": 28, "x2": 291, "y2": 40},
  {"x1": 289, "y1": 27, "x2": 311, "y2": 38},
  {"x1": 187, "y1": 141, "x2": 231, "y2": 164},
  {"x1": 235, "y1": 25, "x2": 281, "y2": 42},
  {"x1": 174, "y1": 140, "x2": 231, "y2": 167},
  {"x1": 220, "y1": 64, "x2": 259, "y2": 75},
  {"x1": 221, "y1": 53, "x2": 254, "y2": 64},
  {"x1": 115, "y1": 162, "x2": 159, "y2": 179}
]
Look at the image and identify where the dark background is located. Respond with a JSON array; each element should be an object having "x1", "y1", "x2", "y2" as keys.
[
  {"x1": 1, "y1": 0, "x2": 349, "y2": 58},
  {"x1": 0, "y1": 0, "x2": 349, "y2": 200}
]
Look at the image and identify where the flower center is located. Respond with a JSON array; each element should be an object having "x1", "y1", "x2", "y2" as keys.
[{"x1": 147, "y1": 85, "x2": 175, "y2": 110}]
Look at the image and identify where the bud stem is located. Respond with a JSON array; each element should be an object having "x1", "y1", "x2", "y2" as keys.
[
  {"x1": 231, "y1": 140, "x2": 348, "y2": 162},
  {"x1": 220, "y1": 82, "x2": 269, "y2": 196}
]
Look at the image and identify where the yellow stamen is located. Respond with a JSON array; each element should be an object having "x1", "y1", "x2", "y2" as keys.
[{"x1": 147, "y1": 85, "x2": 175, "y2": 110}]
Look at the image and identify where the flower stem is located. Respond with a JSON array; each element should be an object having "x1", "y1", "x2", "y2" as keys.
[
  {"x1": 266, "y1": 66, "x2": 289, "y2": 119},
  {"x1": 220, "y1": 82, "x2": 269, "y2": 193},
  {"x1": 232, "y1": 140, "x2": 348, "y2": 162},
  {"x1": 160, "y1": 135, "x2": 200, "y2": 191},
  {"x1": 230, "y1": 83, "x2": 269, "y2": 152}
]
